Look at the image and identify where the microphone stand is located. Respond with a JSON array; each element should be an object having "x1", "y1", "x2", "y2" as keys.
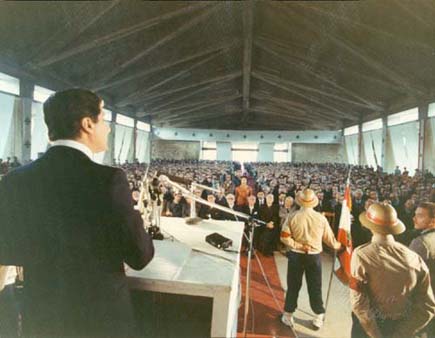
[{"x1": 159, "y1": 175, "x2": 264, "y2": 337}]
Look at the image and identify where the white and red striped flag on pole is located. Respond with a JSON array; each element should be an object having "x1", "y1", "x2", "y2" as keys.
[{"x1": 335, "y1": 173, "x2": 353, "y2": 285}]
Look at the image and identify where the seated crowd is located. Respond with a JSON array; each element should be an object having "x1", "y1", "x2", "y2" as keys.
[{"x1": 120, "y1": 159, "x2": 435, "y2": 255}]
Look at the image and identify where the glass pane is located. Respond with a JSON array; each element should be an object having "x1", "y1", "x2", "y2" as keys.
[
  {"x1": 232, "y1": 150, "x2": 257, "y2": 162},
  {"x1": 137, "y1": 121, "x2": 150, "y2": 132},
  {"x1": 116, "y1": 114, "x2": 134, "y2": 127},
  {"x1": 428, "y1": 103, "x2": 435, "y2": 118},
  {"x1": 274, "y1": 142, "x2": 288, "y2": 150},
  {"x1": 388, "y1": 108, "x2": 418, "y2": 126},
  {"x1": 33, "y1": 85, "x2": 55, "y2": 103},
  {"x1": 201, "y1": 149, "x2": 217, "y2": 161},
  {"x1": 203, "y1": 141, "x2": 216, "y2": 148},
  {"x1": 0, "y1": 72, "x2": 19, "y2": 96},
  {"x1": 103, "y1": 109, "x2": 112, "y2": 122},
  {"x1": 273, "y1": 151, "x2": 287, "y2": 162},
  {"x1": 232, "y1": 142, "x2": 258, "y2": 150},
  {"x1": 344, "y1": 125, "x2": 358, "y2": 136},
  {"x1": 362, "y1": 118, "x2": 382, "y2": 132}
]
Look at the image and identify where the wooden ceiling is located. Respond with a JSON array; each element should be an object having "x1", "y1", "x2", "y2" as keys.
[{"x1": 0, "y1": 1, "x2": 434, "y2": 130}]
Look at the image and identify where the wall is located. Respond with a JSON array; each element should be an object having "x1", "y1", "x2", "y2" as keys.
[
  {"x1": 151, "y1": 139, "x2": 200, "y2": 160},
  {"x1": 292, "y1": 143, "x2": 346, "y2": 163}
]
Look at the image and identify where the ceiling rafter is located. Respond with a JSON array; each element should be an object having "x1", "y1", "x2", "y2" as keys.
[
  {"x1": 117, "y1": 45, "x2": 233, "y2": 106},
  {"x1": 255, "y1": 38, "x2": 384, "y2": 111},
  {"x1": 288, "y1": 2, "x2": 433, "y2": 52},
  {"x1": 95, "y1": 4, "x2": 222, "y2": 87},
  {"x1": 160, "y1": 94, "x2": 242, "y2": 122},
  {"x1": 252, "y1": 71, "x2": 353, "y2": 119},
  {"x1": 34, "y1": 3, "x2": 212, "y2": 68},
  {"x1": 276, "y1": 3, "x2": 428, "y2": 98},
  {"x1": 251, "y1": 95, "x2": 345, "y2": 123},
  {"x1": 131, "y1": 71, "x2": 241, "y2": 108},
  {"x1": 94, "y1": 40, "x2": 237, "y2": 91}
]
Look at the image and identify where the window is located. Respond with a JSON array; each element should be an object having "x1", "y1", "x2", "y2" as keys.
[
  {"x1": 0, "y1": 72, "x2": 19, "y2": 96},
  {"x1": 137, "y1": 121, "x2": 151, "y2": 132},
  {"x1": 362, "y1": 118, "x2": 382, "y2": 132},
  {"x1": 388, "y1": 108, "x2": 418, "y2": 126},
  {"x1": 103, "y1": 109, "x2": 112, "y2": 122},
  {"x1": 274, "y1": 143, "x2": 288, "y2": 162},
  {"x1": 116, "y1": 114, "x2": 134, "y2": 127},
  {"x1": 232, "y1": 142, "x2": 258, "y2": 162},
  {"x1": 33, "y1": 85, "x2": 55, "y2": 103},
  {"x1": 201, "y1": 141, "x2": 216, "y2": 160},
  {"x1": 428, "y1": 103, "x2": 435, "y2": 118},
  {"x1": 344, "y1": 125, "x2": 359, "y2": 136}
]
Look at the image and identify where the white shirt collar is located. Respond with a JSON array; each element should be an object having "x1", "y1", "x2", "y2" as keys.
[{"x1": 51, "y1": 140, "x2": 94, "y2": 160}]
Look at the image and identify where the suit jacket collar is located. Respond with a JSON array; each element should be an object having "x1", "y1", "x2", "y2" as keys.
[{"x1": 51, "y1": 139, "x2": 94, "y2": 160}]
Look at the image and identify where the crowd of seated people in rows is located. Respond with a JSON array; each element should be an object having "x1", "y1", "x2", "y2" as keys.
[
  {"x1": 0, "y1": 157, "x2": 21, "y2": 176},
  {"x1": 120, "y1": 160, "x2": 435, "y2": 255}
]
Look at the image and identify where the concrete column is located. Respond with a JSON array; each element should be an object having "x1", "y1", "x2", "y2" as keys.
[
  {"x1": 216, "y1": 142, "x2": 232, "y2": 161},
  {"x1": 110, "y1": 112, "x2": 116, "y2": 165},
  {"x1": 20, "y1": 80, "x2": 34, "y2": 163},
  {"x1": 357, "y1": 122, "x2": 363, "y2": 165},
  {"x1": 287, "y1": 142, "x2": 292, "y2": 162},
  {"x1": 133, "y1": 119, "x2": 137, "y2": 162},
  {"x1": 258, "y1": 143, "x2": 274, "y2": 162},
  {"x1": 381, "y1": 115, "x2": 388, "y2": 171},
  {"x1": 418, "y1": 104, "x2": 428, "y2": 171}
]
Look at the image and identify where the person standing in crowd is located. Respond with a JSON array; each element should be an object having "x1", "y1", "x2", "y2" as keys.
[
  {"x1": 279, "y1": 196, "x2": 296, "y2": 228},
  {"x1": 256, "y1": 190, "x2": 266, "y2": 209},
  {"x1": 257, "y1": 194, "x2": 280, "y2": 256},
  {"x1": 235, "y1": 176, "x2": 252, "y2": 207},
  {"x1": 410, "y1": 202, "x2": 435, "y2": 338},
  {"x1": 241, "y1": 195, "x2": 259, "y2": 253},
  {"x1": 221, "y1": 193, "x2": 240, "y2": 221},
  {"x1": 351, "y1": 202, "x2": 435, "y2": 338},
  {"x1": 280, "y1": 189, "x2": 343, "y2": 330},
  {"x1": 0, "y1": 89, "x2": 155, "y2": 337}
]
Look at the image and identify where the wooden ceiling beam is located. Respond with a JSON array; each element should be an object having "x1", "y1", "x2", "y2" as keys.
[
  {"x1": 255, "y1": 39, "x2": 384, "y2": 111},
  {"x1": 96, "y1": 4, "x2": 221, "y2": 86},
  {"x1": 252, "y1": 71, "x2": 352, "y2": 119},
  {"x1": 130, "y1": 71, "x2": 241, "y2": 107},
  {"x1": 276, "y1": 4, "x2": 428, "y2": 97},
  {"x1": 160, "y1": 94, "x2": 242, "y2": 122},
  {"x1": 117, "y1": 47, "x2": 231, "y2": 106},
  {"x1": 287, "y1": 2, "x2": 433, "y2": 52},
  {"x1": 93, "y1": 40, "x2": 237, "y2": 91},
  {"x1": 34, "y1": 3, "x2": 212, "y2": 68}
]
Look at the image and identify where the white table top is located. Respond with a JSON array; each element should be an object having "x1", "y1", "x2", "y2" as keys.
[{"x1": 126, "y1": 217, "x2": 244, "y2": 295}]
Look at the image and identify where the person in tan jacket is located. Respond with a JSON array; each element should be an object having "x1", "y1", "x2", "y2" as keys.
[
  {"x1": 351, "y1": 202, "x2": 435, "y2": 338},
  {"x1": 280, "y1": 188, "x2": 343, "y2": 330}
]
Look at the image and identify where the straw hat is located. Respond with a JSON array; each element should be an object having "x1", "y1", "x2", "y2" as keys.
[
  {"x1": 359, "y1": 202, "x2": 405, "y2": 235},
  {"x1": 296, "y1": 189, "x2": 319, "y2": 208}
]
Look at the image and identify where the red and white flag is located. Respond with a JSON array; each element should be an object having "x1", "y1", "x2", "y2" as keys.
[{"x1": 335, "y1": 176, "x2": 353, "y2": 285}]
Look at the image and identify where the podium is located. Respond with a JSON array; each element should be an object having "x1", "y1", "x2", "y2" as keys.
[{"x1": 126, "y1": 217, "x2": 244, "y2": 338}]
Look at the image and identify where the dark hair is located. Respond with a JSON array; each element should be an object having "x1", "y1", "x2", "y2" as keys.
[
  {"x1": 418, "y1": 202, "x2": 435, "y2": 218},
  {"x1": 43, "y1": 88, "x2": 102, "y2": 141}
]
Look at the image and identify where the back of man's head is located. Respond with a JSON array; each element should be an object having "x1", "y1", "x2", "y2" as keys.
[{"x1": 43, "y1": 88, "x2": 102, "y2": 141}]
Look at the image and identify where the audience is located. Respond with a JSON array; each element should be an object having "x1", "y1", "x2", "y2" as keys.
[{"x1": 117, "y1": 159, "x2": 434, "y2": 252}]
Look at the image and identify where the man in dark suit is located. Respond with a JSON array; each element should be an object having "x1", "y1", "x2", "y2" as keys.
[
  {"x1": 0, "y1": 89, "x2": 154, "y2": 337},
  {"x1": 258, "y1": 194, "x2": 280, "y2": 256},
  {"x1": 241, "y1": 195, "x2": 259, "y2": 252}
]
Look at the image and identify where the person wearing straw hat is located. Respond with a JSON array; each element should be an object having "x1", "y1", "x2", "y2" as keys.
[
  {"x1": 351, "y1": 202, "x2": 435, "y2": 338},
  {"x1": 280, "y1": 188, "x2": 343, "y2": 330}
]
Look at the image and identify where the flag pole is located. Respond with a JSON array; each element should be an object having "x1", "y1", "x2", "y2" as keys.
[
  {"x1": 325, "y1": 166, "x2": 352, "y2": 321},
  {"x1": 324, "y1": 249, "x2": 337, "y2": 321}
]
